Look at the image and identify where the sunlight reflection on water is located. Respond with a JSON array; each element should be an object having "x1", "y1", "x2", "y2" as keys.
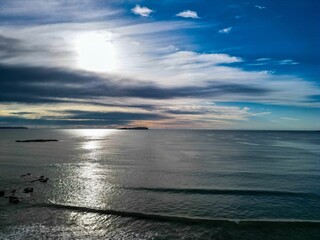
[
  {"x1": 72, "y1": 129, "x2": 117, "y2": 158},
  {"x1": 70, "y1": 162, "x2": 114, "y2": 208},
  {"x1": 72, "y1": 129, "x2": 117, "y2": 139},
  {"x1": 52, "y1": 129, "x2": 119, "y2": 208}
]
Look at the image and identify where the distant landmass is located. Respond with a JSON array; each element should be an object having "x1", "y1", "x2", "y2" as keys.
[
  {"x1": 0, "y1": 127, "x2": 28, "y2": 129},
  {"x1": 119, "y1": 127, "x2": 149, "y2": 130},
  {"x1": 16, "y1": 139, "x2": 58, "y2": 143}
]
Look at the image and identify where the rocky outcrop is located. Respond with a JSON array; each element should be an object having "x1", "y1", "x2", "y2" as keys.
[{"x1": 119, "y1": 127, "x2": 149, "y2": 130}]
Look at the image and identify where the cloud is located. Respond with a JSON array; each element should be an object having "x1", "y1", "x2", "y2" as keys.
[
  {"x1": 176, "y1": 10, "x2": 200, "y2": 19},
  {"x1": 0, "y1": 25, "x2": 319, "y2": 108},
  {"x1": 0, "y1": 1, "x2": 319, "y2": 129},
  {"x1": 218, "y1": 27, "x2": 232, "y2": 34},
  {"x1": 0, "y1": 35, "x2": 22, "y2": 58},
  {"x1": 1, "y1": 100, "x2": 261, "y2": 128},
  {"x1": 256, "y1": 58, "x2": 272, "y2": 62},
  {"x1": 0, "y1": 0, "x2": 120, "y2": 24},
  {"x1": 277, "y1": 59, "x2": 299, "y2": 65},
  {"x1": 0, "y1": 19, "x2": 197, "y2": 69},
  {"x1": 0, "y1": 105, "x2": 254, "y2": 128},
  {"x1": 163, "y1": 104, "x2": 254, "y2": 120},
  {"x1": 160, "y1": 51, "x2": 242, "y2": 66},
  {"x1": 0, "y1": 64, "x2": 270, "y2": 104},
  {"x1": 251, "y1": 58, "x2": 299, "y2": 66},
  {"x1": 135, "y1": 103, "x2": 259, "y2": 129},
  {"x1": 61, "y1": 110, "x2": 166, "y2": 121},
  {"x1": 131, "y1": 5, "x2": 153, "y2": 17},
  {"x1": 255, "y1": 5, "x2": 266, "y2": 10},
  {"x1": 0, "y1": 111, "x2": 166, "y2": 127},
  {"x1": 2, "y1": 60, "x2": 319, "y2": 110},
  {"x1": 280, "y1": 117, "x2": 300, "y2": 121},
  {"x1": 0, "y1": 61, "x2": 279, "y2": 127},
  {"x1": 10, "y1": 112, "x2": 36, "y2": 115}
]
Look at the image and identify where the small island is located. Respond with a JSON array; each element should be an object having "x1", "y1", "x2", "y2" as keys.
[
  {"x1": 16, "y1": 139, "x2": 58, "y2": 143},
  {"x1": 119, "y1": 127, "x2": 149, "y2": 130}
]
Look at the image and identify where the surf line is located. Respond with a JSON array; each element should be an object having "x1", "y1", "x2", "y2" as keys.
[{"x1": 35, "y1": 201, "x2": 320, "y2": 227}]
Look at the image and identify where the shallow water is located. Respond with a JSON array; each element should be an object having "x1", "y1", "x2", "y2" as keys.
[{"x1": 0, "y1": 129, "x2": 320, "y2": 239}]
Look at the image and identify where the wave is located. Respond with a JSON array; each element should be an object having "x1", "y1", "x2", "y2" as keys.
[
  {"x1": 37, "y1": 202, "x2": 320, "y2": 227},
  {"x1": 121, "y1": 187, "x2": 320, "y2": 199}
]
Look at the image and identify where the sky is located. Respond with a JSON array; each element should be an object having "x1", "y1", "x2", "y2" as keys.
[{"x1": 0, "y1": 0, "x2": 319, "y2": 129}]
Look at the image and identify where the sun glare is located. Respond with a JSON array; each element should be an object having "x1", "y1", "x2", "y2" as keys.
[
  {"x1": 76, "y1": 129, "x2": 117, "y2": 138},
  {"x1": 75, "y1": 32, "x2": 118, "y2": 72}
]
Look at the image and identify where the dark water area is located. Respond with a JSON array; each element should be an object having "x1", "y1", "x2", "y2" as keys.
[{"x1": 0, "y1": 129, "x2": 320, "y2": 239}]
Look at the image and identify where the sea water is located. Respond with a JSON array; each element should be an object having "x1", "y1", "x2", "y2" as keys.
[{"x1": 0, "y1": 129, "x2": 320, "y2": 239}]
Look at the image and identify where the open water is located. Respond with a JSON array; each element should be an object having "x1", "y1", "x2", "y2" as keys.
[{"x1": 0, "y1": 129, "x2": 319, "y2": 239}]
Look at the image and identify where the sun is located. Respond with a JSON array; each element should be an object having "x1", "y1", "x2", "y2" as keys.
[{"x1": 74, "y1": 32, "x2": 118, "y2": 72}]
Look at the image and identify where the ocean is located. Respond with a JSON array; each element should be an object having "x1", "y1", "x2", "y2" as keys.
[{"x1": 0, "y1": 129, "x2": 319, "y2": 239}]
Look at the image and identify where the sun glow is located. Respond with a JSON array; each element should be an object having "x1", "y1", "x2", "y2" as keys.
[{"x1": 75, "y1": 32, "x2": 118, "y2": 72}]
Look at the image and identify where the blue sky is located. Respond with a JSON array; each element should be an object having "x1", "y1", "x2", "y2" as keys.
[{"x1": 0, "y1": 0, "x2": 319, "y2": 129}]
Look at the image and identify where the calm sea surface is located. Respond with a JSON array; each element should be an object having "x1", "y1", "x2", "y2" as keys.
[{"x1": 0, "y1": 129, "x2": 320, "y2": 239}]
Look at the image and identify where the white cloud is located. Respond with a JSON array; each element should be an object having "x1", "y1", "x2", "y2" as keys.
[
  {"x1": 131, "y1": 5, "x2": 153, "y2": 17},
  {"x1": 218, "y1": 27, "x2": 232, "y2": 34},
  {"x1": 255, "y1": 5, "x2": 266, "y2": 9},
  {"x1": 163, "y1": 103, "x2": 253, "y2": 120},
  {"x1": 176, "y1": 10, "x2": 199, "y2": 19},
  {"x1": 160, "y1": 51, "x2": 242, "y2": 67}
]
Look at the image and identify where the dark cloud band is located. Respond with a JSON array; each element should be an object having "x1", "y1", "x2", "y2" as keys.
[{"x1": 0, "y1": 64, "x2": 269, "y2": 104}]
